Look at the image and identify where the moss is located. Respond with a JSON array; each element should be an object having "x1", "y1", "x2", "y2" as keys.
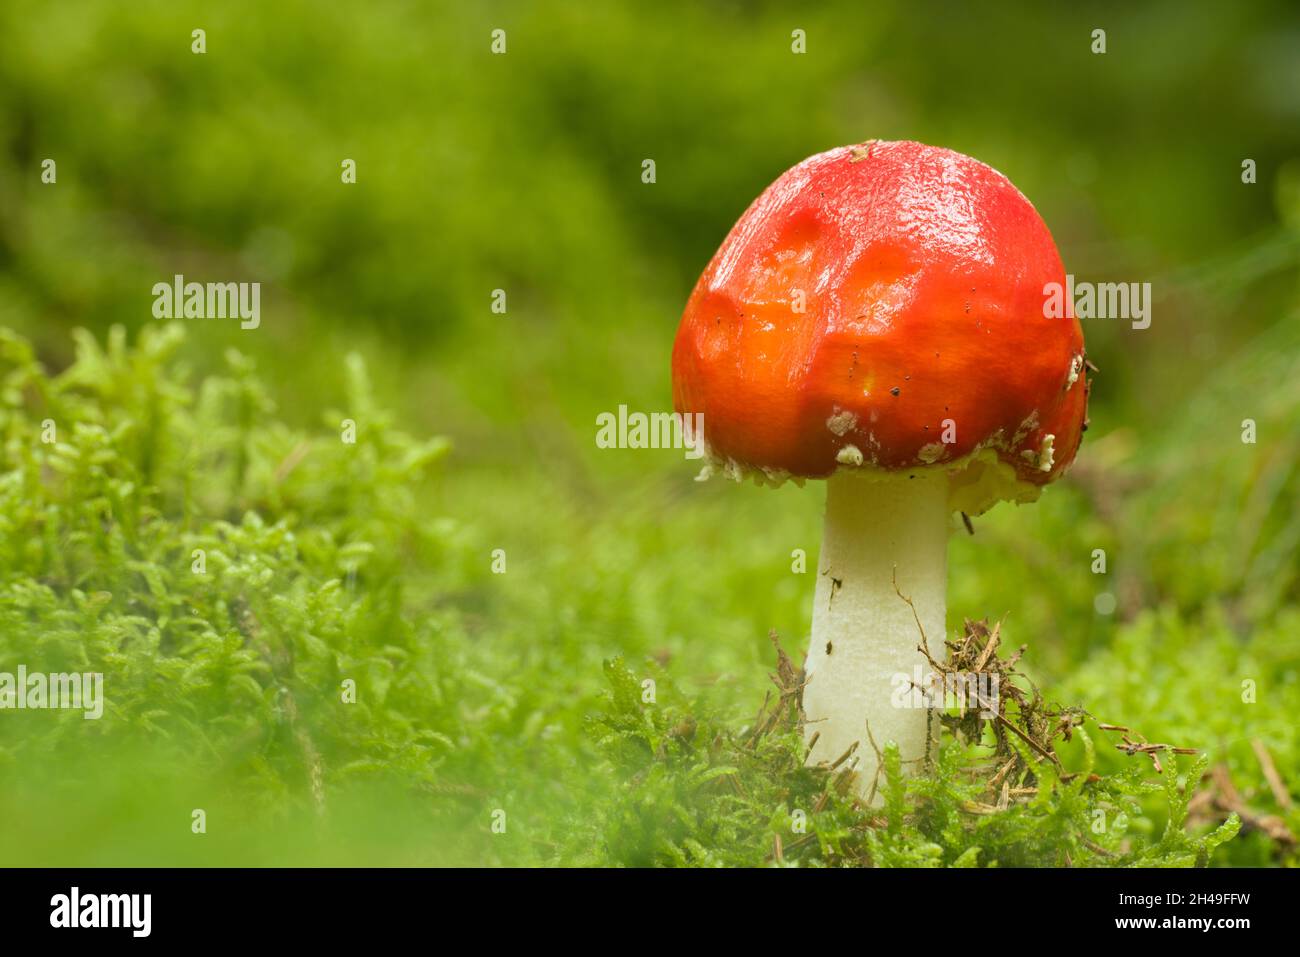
[
  {"x1": 583, "y1": 630, "x2": 1246, "y2": 868},
  {"x1": 0, "y1": 324, "x2": 1292, "y2": 867}
]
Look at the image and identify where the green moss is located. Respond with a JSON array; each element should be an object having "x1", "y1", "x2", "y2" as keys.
[
  {"x1": 583, "y1": 636, "x2": 1248, "y2": 868},
  {"x1": 0, "y1": 325, "x2": 1293, "y2": 866}
]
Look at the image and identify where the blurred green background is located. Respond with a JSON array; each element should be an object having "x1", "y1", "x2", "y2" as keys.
[{"x1": 0, "y1": 0, "x2": 1298, "y2": 865}]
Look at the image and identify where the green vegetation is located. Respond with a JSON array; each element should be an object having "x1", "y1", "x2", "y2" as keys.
[
  {"x1": 0, "y1": 322, "x2": 1292, "y2": 866},
  {"x1": 0, "y1": 1, "x2": 1297, "y2": 866}
]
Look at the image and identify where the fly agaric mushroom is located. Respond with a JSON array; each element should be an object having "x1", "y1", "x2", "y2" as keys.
[{"x1": 672, "y1": 141, "x2": 1087, "y2": 798}]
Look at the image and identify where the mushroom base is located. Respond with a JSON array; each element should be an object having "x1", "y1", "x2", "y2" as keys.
[{"x1": 803, "y1": 469, "x2": 948, "y2": 802}]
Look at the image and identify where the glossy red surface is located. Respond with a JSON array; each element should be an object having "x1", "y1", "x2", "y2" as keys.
[{"x1": 672, "y1": 141, "x2": 1088, "y2": 486}]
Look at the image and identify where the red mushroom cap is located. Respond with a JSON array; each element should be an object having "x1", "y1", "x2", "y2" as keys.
[{"x1": 671, "y1": 140, "x2": 1088, "y2": 514}]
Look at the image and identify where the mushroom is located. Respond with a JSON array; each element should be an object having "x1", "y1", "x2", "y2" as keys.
[{"x1": 671, "y1": 141, "x2": 1088, "y2": 798}]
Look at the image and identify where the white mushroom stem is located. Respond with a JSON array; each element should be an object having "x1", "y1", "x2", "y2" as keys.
[{"x1": 803, "y1": 468, "x2": 949, "y2": 802}]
